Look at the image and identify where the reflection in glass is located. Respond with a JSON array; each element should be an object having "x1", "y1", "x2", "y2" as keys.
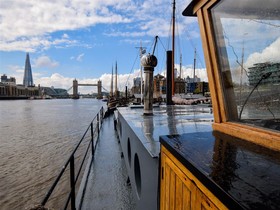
[
  {"x1": 211, "y1": 0, "x2": 280, "y2": 131},
  {"x1": 211, "y1": 135, "x2": 237, "y2": 192},
  {"x1": 143, "y1": 115, "x2": 154, "y2": 142},
  {"x1": 211, "y1": 131, "x2": 280, "y2": 209}
]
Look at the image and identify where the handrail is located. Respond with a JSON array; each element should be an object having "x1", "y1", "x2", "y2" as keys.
[{"x1": 40, "y1": 106, "x2": 104, "y2": 210}]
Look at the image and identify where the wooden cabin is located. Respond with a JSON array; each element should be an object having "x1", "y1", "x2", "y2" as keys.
[{"x1": 159, "y1": 0, "x2": 280, "y2": 209}]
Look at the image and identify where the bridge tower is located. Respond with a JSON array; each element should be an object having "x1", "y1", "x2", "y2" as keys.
[
  {"x1": 73, "y1": 79, "x2": 79, "y2": 99},
  {"x1": 72, "y1": 79, "x2": 102, "y2": 99},
  {"x1": 97, "y1": 80, "x2": 102, "y2": 99}
]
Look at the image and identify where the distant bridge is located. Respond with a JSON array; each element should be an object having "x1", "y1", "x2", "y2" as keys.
[{"x1": 72, "y1": 79, "x2": 102, "y2": 99}]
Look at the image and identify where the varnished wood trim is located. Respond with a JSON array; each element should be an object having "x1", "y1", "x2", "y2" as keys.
[
  {"x1": 193, "y1": 0, "x2": 209, "y2": 14},
  {"x1": 203, "y1": 0, "x2": 228, "y2": 122},
  {"x1": 193, "y1": 0, "x2": 218, "y2": 14},
  {"x1": 213, "y1": 122, "x2": 280, "y2": 151},
  {"x1": 160, "y1": 152, "x2": 166, "y2": 210},
  {"x1": 195, "y1": 0, "x2": 234, "y2": 123},
  {"x1": 191, "y1": 0, "x2": 280, "y2": 151},
  {"x1": 197, "y1": 9, "x2": 222, "y2": 123},
  {"x1": 161, "y1": 146, "x2": 228, "y2": 210}
]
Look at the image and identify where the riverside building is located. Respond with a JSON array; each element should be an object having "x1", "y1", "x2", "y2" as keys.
[{"x1": 0, "y1": 53, "x2": 39, "y2": 99}]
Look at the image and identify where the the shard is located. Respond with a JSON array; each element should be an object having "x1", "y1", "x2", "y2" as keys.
[{"x1": 23, "y1": 52, "x2": 34, "y2": 87}]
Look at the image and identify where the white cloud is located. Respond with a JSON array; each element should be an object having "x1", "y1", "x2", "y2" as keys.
[
  {"x1": 0, "y1": 0, "x2": 131, "y2": 42},
  {"x1": 62, "y1": 34, "x2": 69, "y2": 39},
  {"x1": 0, "y1": 35, "x2": 78, "y2": 52},
  {"x1": 180, "y1": 66, "x2": 208, "y2": 82},
  {"x1": 104, "y1": 31, "x2": 146, "y2": 37},
  {"x1": 245, "y1": 36, "x2": 280, "y2": 67},
  {"x1": 229, "y1": 37, "x2": 280, "y2": 84},
  {"x1": 36, "y1": 73, "x2": 74, "y2": 89},
  {"x1": 0, "y1": 0, "x2": 193, "y2": 52},
  {"x1": 70, "y1": 53, "x2": 85, "y2": 61},
  {"x1": 7, "y1": 65, "x2": 24, "y2": 74},
  {"x1": 77, "y1": 53, "x2": 85, "y2": 62},
  {"x1": 119, "y1": 38, "x2": 151, "y2": 45},
  {"x1": 221, "y1": 18, "x2": 280, "y2": 63},
  {"x1": 33, "y1": 56, "x2": 59, "y2": 68},
  {"x1": 102, "y1": 0, "x2": 197, "y2": 40}
]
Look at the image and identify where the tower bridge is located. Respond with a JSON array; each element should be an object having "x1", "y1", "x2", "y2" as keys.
[{"x1": 72, "y1": 79, "x2": 102, "y2": 99}]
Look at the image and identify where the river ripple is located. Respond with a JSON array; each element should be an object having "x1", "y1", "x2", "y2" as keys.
[{"x1": 0, "y1": 99, "x2": 105, "y2": 210}]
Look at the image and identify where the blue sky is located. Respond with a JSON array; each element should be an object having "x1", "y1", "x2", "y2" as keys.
[
  {"x1": 1, "y1": 1, "x2": 279, "y2": 94},
  {"x1": 0, "y1": 0, "x2": 208, "y2": 93}
]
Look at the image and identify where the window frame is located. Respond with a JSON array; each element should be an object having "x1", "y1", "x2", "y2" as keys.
[{"x1": 190, "y1": 0, "x2": 280, "y2": 151}]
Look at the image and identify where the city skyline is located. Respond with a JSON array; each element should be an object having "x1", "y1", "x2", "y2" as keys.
[
  {"x1": 1, "y1": 1, "x2": 279, "y2": 94},
  {"x1": 0, "y1": 0, "x2": 209, "y2": 93}
]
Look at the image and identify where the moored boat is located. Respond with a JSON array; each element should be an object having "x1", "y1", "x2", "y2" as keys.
[{"x1": 35, "y1": 0, "x2": 280, "y2": 209}]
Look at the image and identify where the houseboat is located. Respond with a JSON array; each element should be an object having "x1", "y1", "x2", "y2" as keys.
[{"x1": 38, "y1": 0, "x2": 280, "y2": 209}]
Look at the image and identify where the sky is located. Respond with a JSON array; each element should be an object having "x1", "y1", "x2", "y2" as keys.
[
  {"x1": 0, "y1": 0, "x2": 209, "y2": 94},
  {"x1": 1, "y1": 1, "x2": 278, "y2": 94}
]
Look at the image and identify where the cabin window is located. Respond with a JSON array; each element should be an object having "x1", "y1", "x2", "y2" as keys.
[{"x1": 211, "y1": 0, "x2": 280, "y2": 131}]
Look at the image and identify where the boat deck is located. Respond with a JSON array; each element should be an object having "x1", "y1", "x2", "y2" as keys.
[
  {"x1": 117, "y1": 104, "x2": 214, "y2": 157},
  {"x1": 80, "y1": 115, "x2": 136, "y2": 210},
  {"x1": 80, "y1": 104, "x2": 214, "y2": 210}
]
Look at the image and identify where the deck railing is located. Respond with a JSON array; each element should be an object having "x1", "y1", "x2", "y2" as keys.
[{"x1": 40, "y1": 106, "x2": 104, "y2": 210}]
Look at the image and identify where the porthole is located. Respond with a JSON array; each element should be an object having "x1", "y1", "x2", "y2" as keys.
[
  {"x1": 119, "y1": 121, "x2": 122, "y2": 137},
  {"x1": 127, "y1": 138, "x2": 131, "y2": 167},
  {"x1": 134, "y1": 153, "x2": 141, "y2": 198}
]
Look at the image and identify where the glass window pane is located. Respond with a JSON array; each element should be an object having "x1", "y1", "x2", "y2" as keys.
[{"x1": 211, "y1": 0, "x2": 280, "y2": 131}]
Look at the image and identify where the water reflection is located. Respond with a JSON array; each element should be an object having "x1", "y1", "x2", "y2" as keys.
[
  {"x1": 210, "y1": 132, "x2": 237, "y2": 192},
  {"x1": 143, "y1": 115, "x2": 154, "y2": 142},
  {"x1": 211, "y1": 0, "x2": 280, "y2": 130},
  {"x1": 0, "y1": 99, "x2": 104, "y2": 210},
  {"x1": 166, "y1": 106, "x2": 178, "y2": 135},
  {"x1": 140, "y1": 105, "x2": 214, "y2": 143},
  {"x1": 210, "y1": 131, "x2": 280, "y2": 209}
]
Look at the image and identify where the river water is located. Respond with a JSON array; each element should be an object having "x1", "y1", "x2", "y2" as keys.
[{"x1": 0, "y1": 99, "x2": 105, "y2": 210}]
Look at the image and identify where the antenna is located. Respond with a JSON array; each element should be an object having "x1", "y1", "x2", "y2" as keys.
[
  {"x1": 172, "y1": 0, "x2": 176, "y2": 95},
  {"x1": 152, "y1": 36, "x2": 159, "y2": 55},
  {"x1": 179, "y1": 53, "x2": 182, "y2": 78},
  {"x1": 136, "y1": 41, "x2": 146, "y2": 104},
  {"x1": 115, "y1": 61, "x2": 118, "y2": 97},
  {"x1": 239, "y1": 72, "x2": 272, "y2": 120},
  {"x1": 193, "y1": 48, "x2": 196, "y2": 81},
  {"x1": 110, "y1": 65, "x2": 113, "y2": 97}
]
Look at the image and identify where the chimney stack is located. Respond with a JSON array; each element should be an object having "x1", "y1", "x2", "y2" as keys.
[{"x1": 141, "y1": 54, "x2": 157, "y2": 115}]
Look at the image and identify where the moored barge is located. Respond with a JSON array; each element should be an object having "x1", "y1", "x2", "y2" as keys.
[{"x1": 38, "y1": 0, "x2": 280, "y2": 209}]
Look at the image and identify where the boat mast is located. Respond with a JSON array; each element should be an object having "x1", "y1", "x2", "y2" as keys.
[
  {"x1": 179, "y1": 53, "x2": 182, "y2": 78},
  {"x1": 172, "y1": 0, "x2": 176, "y2": 95},
  {"x1": 136, "y1": 41, "x2": 146, "y2": 104},
  {"x1": 140, "y1": 41, "x2": 143, "y2": 104},
  {"x1": 115, "y1": 61, "x2": 118, "y2": 97},
  {"x1": 110, "y1": 65, "x2": 113, "y2": 97},
  {"x1": 239, "y1": 41, "x2": 245, "y2": 109},
  {"x1": 193, "y1": 48, "x2": 196, "y2": 83}
]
